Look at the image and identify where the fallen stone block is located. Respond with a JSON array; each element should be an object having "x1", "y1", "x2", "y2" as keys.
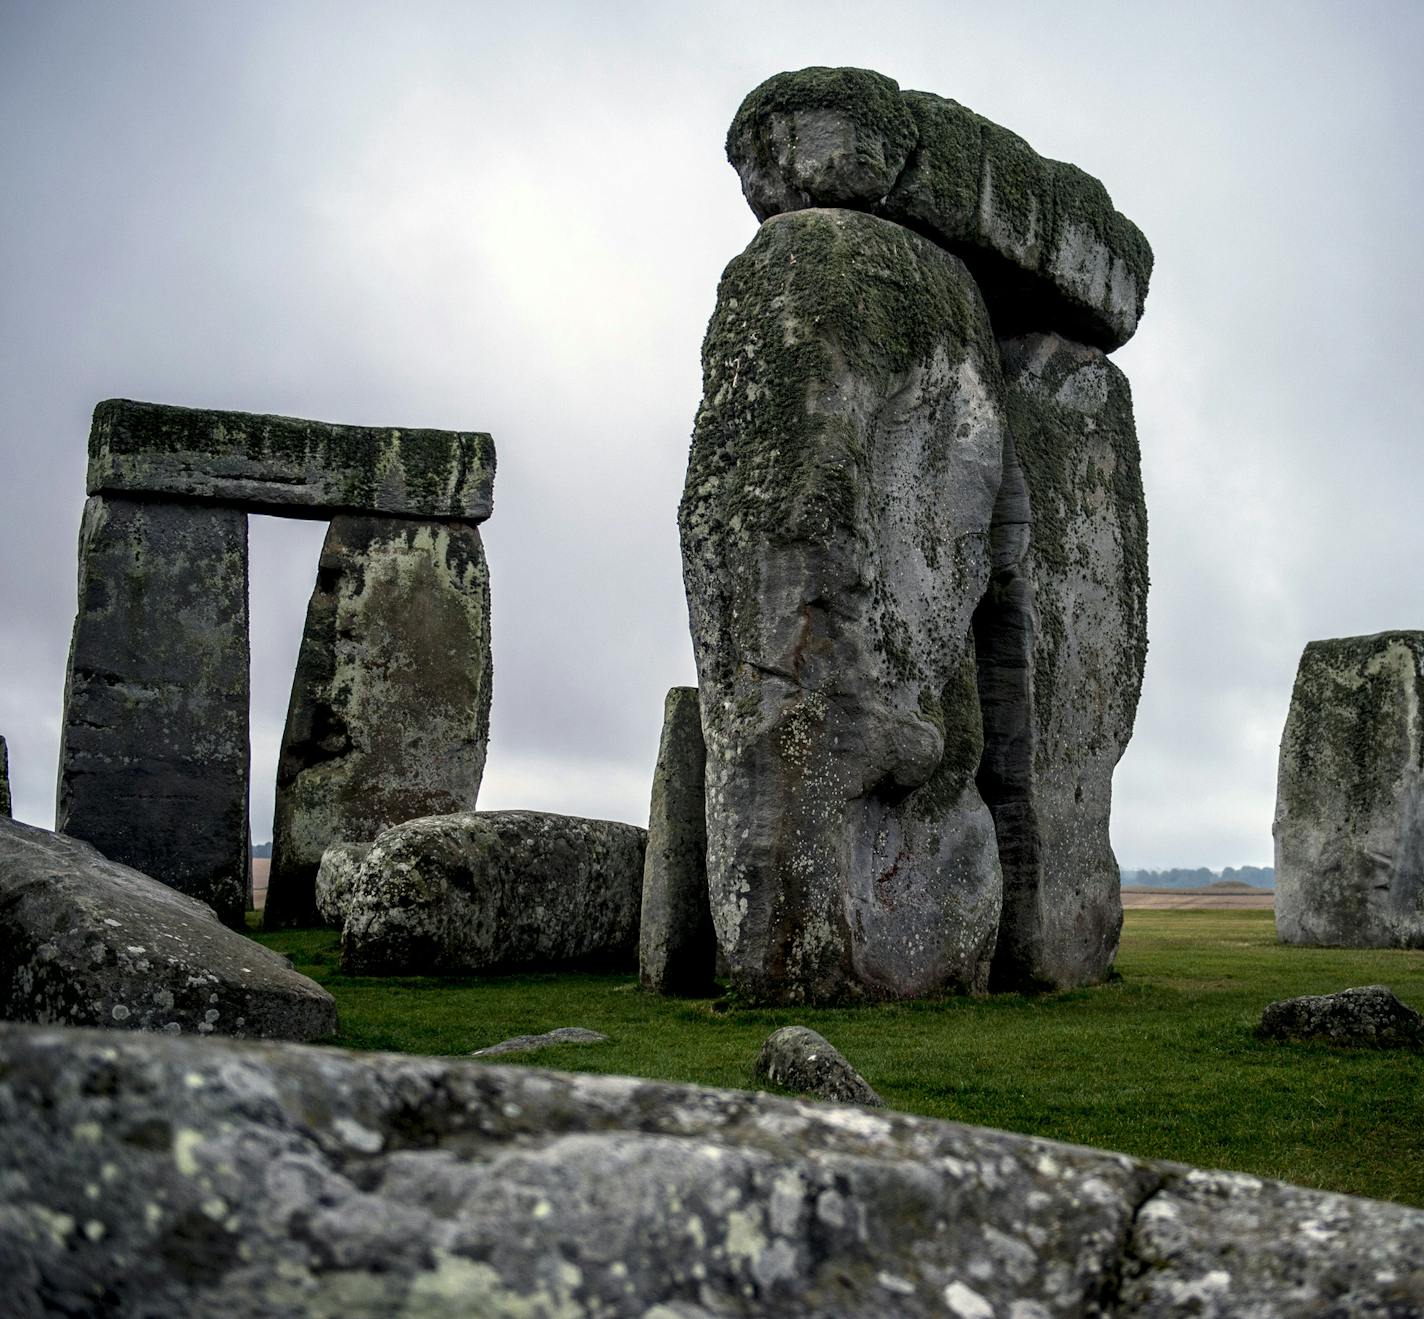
[
  {"x1": 1258, "y1": 985, "x2": 1423, "y2": 1050},
  {"x1": 755, "y1": 1025, "x2": 884, "y2": 1107},
  {"x1": 471, "y1": 1027, "x2": 609, "y2": 1058},
  {"x1": 313, "y1": 841, "x2": 371, "y2": 927}
]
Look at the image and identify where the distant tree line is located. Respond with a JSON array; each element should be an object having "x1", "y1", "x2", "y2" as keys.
[
  {"x1": 251, "y1": 841, "x2": 272, "y2": 859},
  {"x1": 1120, "y1": 866, "x2": 1274, "y2": 890}
]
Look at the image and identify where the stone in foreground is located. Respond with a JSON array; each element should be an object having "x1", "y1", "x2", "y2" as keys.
[
  {"x1": 313, "y1": 841, "x2": 371, "y2": 927},
  {"x1": 56, "y1": 494, "x2": 250, "y2": 926},
  {"x1": 3, "y1": 1025, "x2": 1422, "y2": 1318},
  {"x1": 0, "y1": 817, "x2": 336, "y2": 1041},
  {"x1": 1258, "y1": 985, "x2": 1423, "y2": 1050},
  {"x1": 341, "y1": 810, "x2": 646, "y2": 974},
  {"x1": 978, "y1": 334, "x2": 1147, "y2": 990},
  {"x1": 681, "y1": 206, "x2": 1005, "y2": 1004},
  {"x1": 639, "y1": 685, "x2": 715, "y2": 995},
  {"x1": 88, "y1": 398, "x2": 495, "y2": 522},
  {"x1": 756, "y1": 1025, "x2": 884, "y2": 1106},
  {"x1": 1274, "y1": 632, "x2": 1424, "y2": 949},
  {"x1": 471, "y1": 1027, "x2": 609, "y2": 1057},
  {"x1": 728, "y1": 67, "x2": 1153, "y2": 351},
  {"x1": 266, "y1": 515, "x2": 492, "y2": 927}
]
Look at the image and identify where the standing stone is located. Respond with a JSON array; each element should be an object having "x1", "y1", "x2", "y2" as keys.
[
  {"x1": 0, "y1": 734, "x2": 9, "y2": 818},
  {"x1": 57, "y1": 495, "x2": 250, "y2": 926},
  {"x1": 680, "y1": 206, "x2": 1007, "y2": 1004},
  {"x1": 265, "y1": 516, "x2": 492, "y2": 927},
  {"x1": 1274, "y1": 632, "x2": 1424, "y2": 948},
  {"x1": 639, "y1": 685, "x2": 714, "y2": 994},
  {"x1": 977, "y1": 334, "x2": 1147, "y2": 990}
]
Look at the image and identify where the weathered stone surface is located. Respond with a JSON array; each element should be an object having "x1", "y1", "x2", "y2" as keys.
[
  {"x1": 5, "y1": 1024, "x2": 1424, "y2": 1317},
  {"x1": 728, "y1": 68, "x2": 1153, "y2": 351},
  {"x1": 755, "y1": 1025, "x2": 884, "y2": 1106},
  {"x1": 640, "y1": 685, "x2": 715, "y2": 995},
  {"x1": 0, "y1": 817, "x2": 336, "y2": 1040},
  {"x1": 57, "y1": 494, "x2": 250, "y2": 926},
  {"x1": 341, "y1": 810, "x2": 647, "y2": 974},
  {"x1": 471, "y1": 1026, "x2": 608, "y2": 1057},
  {"x1": 313, "y1": 841, "x2": 371, "y2": 926},
  {"x1": 680, "y1": 206, "x2": 1005, "y2": 1004},
  {"x1": 265, "y1": 516, "x2": 492, "y2": 927},
  {"x1": 1258, "y1": 985, "x2": 1424, "y2": 1049},
  {"x1": 0, "y1": 734, "x2": 9, "y2": 817},
  {"x1": 1274, "y1": 632, "x2": 1424, "y2": 949},
  {"x1": 88, "y1": 398, "x2": 495, "y2": 522},
  {"x1": 978, "y1": 333, "x2": 1147, "y2": 990}
]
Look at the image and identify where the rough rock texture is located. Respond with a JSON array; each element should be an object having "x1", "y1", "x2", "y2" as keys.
[
  {"x1": 56, "y1": 494, "x2": 250, "y2": 926},
  {"x1": 728, "y1": 68, "x2": 1153, "y2": 351},
  {"x1": 978, "y1": 333, "x2": 1147, "y2": 990},
  {"x1": 1274, "y1": 632, "x2": 1424, "y2": 949},
  {"x1": 341, "y1": 810, "x2": 647, "y2": 975},
  {"x1": 680, "y1": 206, "x2": 1006, "y2": 1005},
  {"x1": 471, "y1": 1027, "x2": 609, "y2": 1057},
  {"x1": 265, "y1": 516, "x2": 492, "y2": 927},
  {"x1": 1258, "y1": 985, "x2": 1424, "y2": 1050},
  {"x1": 4, "y1": 1025, "x2": 1424, "y2": 1318},
  {"x1": 87, "y1": 398, "x2": 495, "y2": 522},
  {"x1": 639, "y1": 686, "x2": 715, "y2": 995},
  {"x1": 0, "y1": 817, "x2": 336, "y2": 1041},
  {"x1": 313, "y1": 842, "x2": 371, "y2": 927},
  {"x1": 0, "y1": 734, "x2": 9, "y2": 817},
  {"x1": 755, "y1": 1025, "x2": 884, "y2": 1106}
]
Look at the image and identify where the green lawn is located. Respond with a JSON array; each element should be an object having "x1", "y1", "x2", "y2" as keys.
[{"x1": 250, "y1": 909, "x2": 1424, "y2": 1207}]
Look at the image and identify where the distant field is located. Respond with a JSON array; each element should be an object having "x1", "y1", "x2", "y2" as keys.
[{"x1": 251, "y1": 910, "x2": 1424, "y2": 1207}]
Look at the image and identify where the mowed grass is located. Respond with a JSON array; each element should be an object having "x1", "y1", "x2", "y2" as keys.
[{"x1": 250, "y1": 909, "x2": 1424, "y2": 1207}]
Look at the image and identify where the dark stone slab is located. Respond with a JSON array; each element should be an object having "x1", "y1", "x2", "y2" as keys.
[
  {"x1": 265, "y1": 516, "x2": 492, "y2": 927},
  {"x1": 755, "y1": 1025, "x2": 884, "y2": 1106},
  {"x1": 0, "y1": 734, "x2": 9, "y2": 818},
  {"x1": 1258, "y1": 985, "x2": 1423, "y2": 1049},
  {"x1": 639, "y1": 685, "x2": 715, "y2": 995},
  {"x1": 88, "y1": 398, "x2": 495, "y2": 523},
  {"x1": 0, "y1": 817, "x2": 336, "y2": 1040},
  {"x1": 57, "y1": 495, "x2": 250, "y2": 926}
]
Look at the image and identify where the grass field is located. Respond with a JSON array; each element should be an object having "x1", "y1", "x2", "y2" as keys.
[{"x1": 250, "y1": 909, "x2": 1424, "y2": 1207}]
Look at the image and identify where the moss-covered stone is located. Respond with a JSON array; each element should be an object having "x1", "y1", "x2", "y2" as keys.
[{"x1": 88, "y1": 399, "x2": 495, "y2": 523}]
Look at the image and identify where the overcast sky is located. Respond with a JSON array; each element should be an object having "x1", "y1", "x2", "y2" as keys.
[{"x1": 2, "y1": 1, "x2": 1420, "y2": 869}]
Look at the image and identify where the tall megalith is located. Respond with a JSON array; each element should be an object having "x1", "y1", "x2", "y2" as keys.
[
  {"x1": 57, "y1": 495, "x2": 251, "y2": 926},
  {"x1": 265, "y1": 515, "x2": 493, "y2": 927}
]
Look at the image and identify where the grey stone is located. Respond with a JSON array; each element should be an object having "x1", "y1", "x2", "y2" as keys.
[
  {"x1": 755, "y1": 1025, "x2": 884, "y2": 1106},
  {"x1": 4, "y1": 1024, "x2": 1423, "y2": 1317},
  {"x1": 87, "y1": 398, "x2": 495, "y2": 523},
  {"x1": 340, "y1": 810, "x2": 647, "y2": 975},
  {"x1": 0, "y1": 817, "x2": 336, "y2": 1041},
  {"x1": 978, "y1": 334, "x2": 1147, "y2": 990},
  {"x1": 1258, "y1": 985, "x2": 1424, "y2": 1050},
  {"x1": 1274, "y1": 632, "x2": 1424, "y2": 948},
  {"x1": 639, "y1": 686, "x2": 714, "y2": 995},
  {"x1": 728, "y1": 68, "x2": 1153, "y2": 351},
  {"x1": 471, "y1": 1026, "x2": 609, "y2": 1057},
  {"x1": 56, "y1": 494, "x2": 250, "y2": 926},
  {"x1": 680, "y1": 206, "x2": 1005, "y2": 1004},
  {"x1": 265, "y1": 516, "x2": 492, "y2": 927},
  {"x1": 0, "y1": 734, "x2": 9, "y2": 818},
  {"x1": 313, "y1": 841, "x2": 371, "y2": 927}
]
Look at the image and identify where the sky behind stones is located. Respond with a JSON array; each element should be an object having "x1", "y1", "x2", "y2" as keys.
[{"x1": 2, "y1": 1, "x2": 1420, "y2": 868}]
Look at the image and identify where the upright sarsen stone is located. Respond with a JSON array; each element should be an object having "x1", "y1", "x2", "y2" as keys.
[
  {"x1": 265, "y1": 516, "x2": 492, "y2": 927},
  {"x1": 681, "y1": 207, "x2": 1006, "y2": 1004},
  {"x1": 0, "y1": 735, "x2": 10, "y2": 817},
  {"x1": 1274, "y1": 633, "x2": 1424, "y2": 948},
  {"x1": 57, "y1": 495, "x2": 250, "y2": 926}
]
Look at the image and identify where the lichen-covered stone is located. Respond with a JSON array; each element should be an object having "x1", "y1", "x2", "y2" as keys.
[
  {"x1": 979, "y1": 334, "x2": 1147, "y2": 990},
  {"x1": 1258, "y1": 985, "x2": 1424, "y2": 1050},
  {"x1": 0, "y1": 817, "x2": 336, "y2": 1040},
  {"x1": 1274, "y1": 632, "x2": 1424, "y2": 949},
  {"x1": 341, "y1": 810, "x2": 646, "y2": 974},
  {"x1": 755, "y1": 1025, "x2": 884, "y2": 1106},
  {"x1": 680, "y1": 207, "x2": 1006, "y2": 1004},
  {"x1": 471, "y1": 1026, "x2": 608, "y2": 1057},
  {"x1": 88, "y1": 398, "x2": 495, "y2": 522},
  {"x1": 265, "y1": 516, "x2": 492, "y2": 927},
  {"x1": 639, "y1": 686, "x2": 715, "y2": 995},
  {"x1": 727, "y1": 69, "x2": 1153, "y2": 351},
  {"x1": 314, "y1": 841, "x2": 371, "y2": 926},
  {"x1": 4, "y1": 1024, "x2": 1423, "y2": 1317},
  {"x1": 56, "y1": 495, "x2": 250, "y2": 926},
  {"x1": 0, "y1": 734, "x2": 9, "y2": 818}
]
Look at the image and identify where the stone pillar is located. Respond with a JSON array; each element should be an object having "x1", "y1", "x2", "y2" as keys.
[
  {"x1": 1274, "y1": 632, "x2": 1424, "y2": 948},
  {"x1": 57, "y1": 495, "x2": 250, "y2": 926},
  {"x1": 264, "y1": 516, "x2": 492, "y2": 927},
  {"x1": 0, "y1": 735, "x2": 10, "y2": 818},
  {"x1": 639, "y1": 686, "x2": 714, "y2": 995}
]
